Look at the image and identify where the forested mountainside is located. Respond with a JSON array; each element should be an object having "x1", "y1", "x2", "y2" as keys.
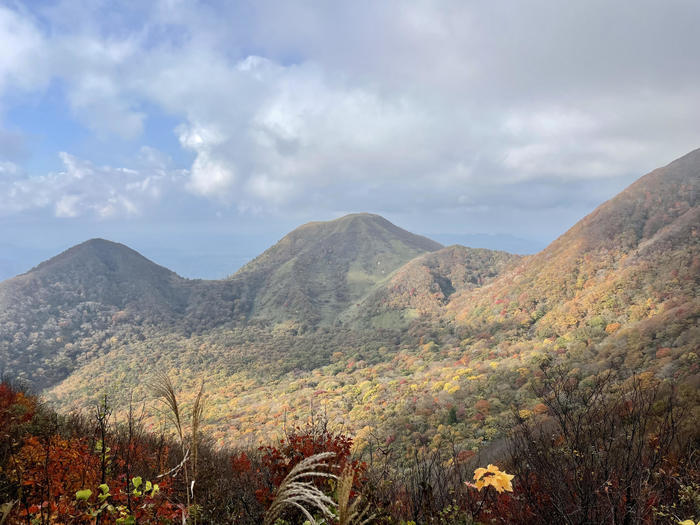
[
  {"x1": 342, "y1": 245, "x2": 520, "y2": 328},
  {"x1": 0, "y1": 213, "x2": 509, "y2": 390},
  {"x1": 0, "y1": 240, "x2": 252, "y2": 388},
  {"x1": 230, "y1": 213, "x2": 443, "y2": 325},
  {"x1": 1, "y1": 149, "x2": 698, "y2": 456},
  {"x1": 447, "y1": 147, "x2": 699, "y2": 368}
]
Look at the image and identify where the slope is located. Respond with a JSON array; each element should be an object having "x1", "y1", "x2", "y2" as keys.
[
  {"x1": 48, "y1": 147, "x2": 695, "y2": 449},
  {"x1": 447, "y1": 148, "x2": 699, "y2": 371},
  {"x1": 230, "y1": 213, "x2": 443, "y2": 325},
  {"x1": 8, "y1": 148, "x2": 700, "y2": 452},
  {"x1": 0, "y1": 214, "x2": 443, "y2": 388},
  {"x1": 342, "y1": 245, "x2": 521, "y2": 328},
  {"x1": 0, "y1": 239, "x2": 192, "y2": 388}
]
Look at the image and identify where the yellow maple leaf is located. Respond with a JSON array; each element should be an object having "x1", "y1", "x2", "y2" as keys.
[{"x1": 470, "y1": 464, "x2": 514, "y2": 493}]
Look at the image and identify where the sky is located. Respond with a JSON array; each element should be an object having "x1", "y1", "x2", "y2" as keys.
[{"x1": 1, "y1": 0, "x2": 699, "y2": 279}]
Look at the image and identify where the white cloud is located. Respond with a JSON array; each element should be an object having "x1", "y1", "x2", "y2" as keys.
[
  {"x1": 0, "y1": 6, "x2": 48, "y2": 94},
  {"x1": 0, "y1": 0, "x2": 699, "y2": 227},
  {"x1": 0, "y1": 160, "x2": 20, "y2": 177},
  {"x1": 54, "y1": 194, "x2": 81, "y2": 218},
  {"x1": 0, "y1": 150, "x2": 185, "y2": 219}
]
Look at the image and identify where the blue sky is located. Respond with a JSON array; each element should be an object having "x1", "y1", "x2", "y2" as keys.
[{"x1": 1, "y1": 1, "x2": 699, "y2": 279}]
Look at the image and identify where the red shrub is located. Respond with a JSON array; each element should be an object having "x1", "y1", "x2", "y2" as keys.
[{"x1": 256, "y1": 424, "x2": 365, "y2": 506}]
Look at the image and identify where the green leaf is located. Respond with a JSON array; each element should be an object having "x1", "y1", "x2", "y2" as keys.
[
  {"x1": 75, "y1": 489, "x2": 92, "y2": 501},
  {"x1": 131, "y1": 476, "x2": 142, "y2": 489}
]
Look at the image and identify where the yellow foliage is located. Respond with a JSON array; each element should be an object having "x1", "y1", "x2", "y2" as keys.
[
  {"x1": 518, "y1": 409, "x2": 532, "y2": 419},
  {"x1": 470, "y1": 464, "x2": 514, "y2": 493},
  {"x1": 351, "y1": 425, "x2": 373, "y2": 454},
  {"x1": 422, "y1": 341, "x2": 439, "y2": 352},
  {"x1": 432, "y1": 381, "x2": 445, "y2": 391},
  {"x1": 443, "y1": 383, "x2": 460, "y2": 394}
]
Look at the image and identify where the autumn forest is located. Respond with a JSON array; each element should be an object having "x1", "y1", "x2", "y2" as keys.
[{"x1": 1, "y1": 149, "x2": 699, "y2": 524}]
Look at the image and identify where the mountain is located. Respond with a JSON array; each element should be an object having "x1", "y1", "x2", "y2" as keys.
[
  {"x1": 342, "y1": 245, "x2": 520, "y2": 328},
  {"x1": 14, "y1": 239, "x2": 186, "y2": 313},
  {"x1": 2, "y1": 149, "x2": 699, "y2": 451},
  {"x1": 429, "y1": 233, "x2": 546, "y2": 255},
  {"x1": 0, "y1": 239, "x2": 187, "y2": 387},
  {"x1": 230, "y1": 213, "x2": 443, "y2": 325},
  {"x1": 0, "y1": 215, "x2": 447, "y2": 388},
  {"x1": 448, "y1": 148, "x2": 699, "y2": 371}
]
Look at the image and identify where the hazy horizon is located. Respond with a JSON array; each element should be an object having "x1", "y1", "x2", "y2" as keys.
[{"x1": 0, "y1": 215, "x2": 548, "y2": 281}]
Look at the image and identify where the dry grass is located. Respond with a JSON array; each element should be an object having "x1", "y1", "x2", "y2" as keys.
[
  {"x1": 190, "y1": 380, "x2": 205, "y2": 490},
  {"x1": 263, "y1": 452, "x2": 338, "y2": 525},
  {"x1": 151, "y1": 371, "x2": 184, "y2": 442},
  {"x1": 336, "y1": 466, "x2": 374, "y2": 525},
  {"x1": 151, "y1": 372, "x2": 206, "y2": 524}
]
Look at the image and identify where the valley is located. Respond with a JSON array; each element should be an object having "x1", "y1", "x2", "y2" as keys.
[{"x1": 1, "y1": 149, "x2": 697, "y2": 453}]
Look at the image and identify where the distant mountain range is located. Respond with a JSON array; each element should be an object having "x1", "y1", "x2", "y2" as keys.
[
  {"x1": 0, "y1": 231, "x2": 542, "y2": 284},
  {"x1": 0, "y1": 211, "x2": 516, "y2": 388},
  {"x1": 0, "y1": 148, "x2": 697, "y2": 447}
]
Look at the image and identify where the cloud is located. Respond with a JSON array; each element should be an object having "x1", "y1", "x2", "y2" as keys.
[
  {"x1": 0, "y1": 0, "x2": 699, "y2": 235},
  {"x1": 0, "y1": 149, "x2": 185, "y2": 219},
  {"x1": 0, "y1": 5, "x2": 48, "y2": 95}
]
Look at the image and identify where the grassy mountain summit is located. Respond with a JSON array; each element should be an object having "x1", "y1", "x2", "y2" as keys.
[{"x1": 231, "y1": 213, "x2": 443, "y2": 325}]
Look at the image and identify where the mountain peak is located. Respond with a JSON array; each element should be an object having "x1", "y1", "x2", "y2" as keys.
[
  {"x1": 30, "y1": 238, "x2": 172, "y2": 277},
  {"x1": 334, "y1": 212, "x2": 384, "y2": 220},
  {"x1": 551, "y1": 145, "x2": 699, "y2": 256},
  {"x1": 329, "y1": 212, "x2": 390, "y2": 225},
  {"x1": 233, "y1": 213, "x2": 442, "y2": 324},
  {"x1": 448, "y1": 146, "x2": 700, "y2": 327},
  {"x1": 287, "y1": 213, "x2": 442, "y2": 250}
]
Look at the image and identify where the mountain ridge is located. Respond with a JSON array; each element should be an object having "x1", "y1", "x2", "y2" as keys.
[
  {"x1": 0, "y1": 148, "x2": 698, "y2": 450},
  {"x1": 447, "y1": 147, "x2": 699, "y2": 360},
  {"x1": 0, "y1": 213, "x2": 470, "y2": 387}
]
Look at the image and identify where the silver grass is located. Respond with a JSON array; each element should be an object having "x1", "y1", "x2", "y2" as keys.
[
  {"x1": 263, "y1": 452, "x2": 338, "y2": 525},
  {"x1": 336, "y1": 466, "x2": 375, "y2": 525},
  {"x1": 151, "y1": 371, "x2": 184, "y2": 443},
  {"x1": 191, "y1": 379, "x2": 205, "y2": 487},
  {"x1": 152, "y1": 372, "x2": 206, "y2": 524}
]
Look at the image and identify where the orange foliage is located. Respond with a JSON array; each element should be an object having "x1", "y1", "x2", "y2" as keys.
[
  {"x1": 14, "y1": 435, "x2": 100, "y2": 523},
  {"x1": 605, "y1": 322, "x2": 621, "y2": 333},
  {"x1": 0, "y1": 383, "x2": 35, "y2": 428},
  {"x1": 256, "y1": 426, "x2": 365, "y2": 506}
]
